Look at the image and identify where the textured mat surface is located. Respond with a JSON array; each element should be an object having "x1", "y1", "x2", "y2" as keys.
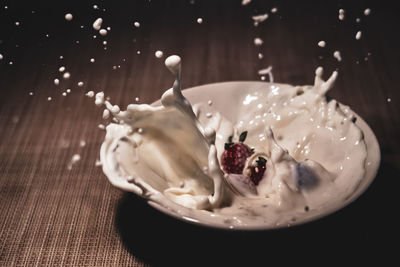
[{"x1": 1, "y1": 0, "x2": 398, "y2": 265}]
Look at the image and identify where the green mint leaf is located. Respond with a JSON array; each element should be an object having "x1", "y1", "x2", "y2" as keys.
[
  {"x1": 256, "y1": 157, "x2": 267, "y2": 165},
  {"x1": 224, "y1": 142, "x2": 233, "y2": 150},
  {"x1": 239, "y1": 131, "x2": 248, "y2": 142}
]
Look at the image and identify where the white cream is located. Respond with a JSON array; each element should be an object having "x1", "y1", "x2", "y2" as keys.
[
  {"x1": 318, "y1": 40, "x2": 326, "y2": 47},
  {"x1": 98, "y1": 56, "x2": 368, "y2": 228}
]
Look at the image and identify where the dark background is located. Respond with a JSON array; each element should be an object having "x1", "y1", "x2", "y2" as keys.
[{"x1": 0, "y1": 0, "x2": 399, "y2": 265}]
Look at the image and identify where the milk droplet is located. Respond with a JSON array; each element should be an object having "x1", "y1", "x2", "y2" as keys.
[
  {"x1": 208, "y1": 100, "x2": 213, "y2": 106},
  {"x1": 258, "y1": 53, "x2": 263, "y2": 59},
  {"x1": 103, "y1": 109, "x2": 110, "y2": 119},
  {"x1": 254, "y1": 37, "x2": 263, "y2": 46},
  {"x1": 93, "y1": 18, "x2": 103, "y2": 31},
  {"x1": 197, "y1": 18, "x2": 203, "y2": 24},
  {"x1": 135, "y1": 97, "x2": 140, "y2": 102},
  {"x1": 47, "y1": 97, "x2": 52, "y2": 101},
  {"x1": 0, "y1": 54, "x2": 3, "y2": 60},
  {"x1": 257, "y1": 66, "x2": 274, "y2": 82},
  {"x1": 77, "y1": 81, "x2": 84, "y2": 87},
  {"x1": 206, "y1": 112, "x2": 213, "y2": 118},
  {"x1": 261, "y1": 76, "x2": 266, "y2": 81},
  {"x1": 252, "y1": 14, "x2": 268, "y2": 26},
  {"x1": 318, "y1": 40, "x2": 326, "y2": 47},
  {"x1": 59, "y1": 66, "x2": 65, "y2": 72},
  {"x1": 15, "y1": 22, "x2": 20, "y2": 26},
  {"x1": 333, "y1": 51, "x2": 342, "y2": 62},
  {"x1": 99, "y1": 29, "x2": 107, "y2": 36},
  {"x1": 98, "y1": 124, "x2": 106, "y2": 130},
  {"x1": 93, "y1": 5, "x2": 99, "y2": 9},
  {"x1": 137, "y1": 50, "x2": 141, "y2": 54},
  {"x1": 66, "y1": 89, "x2": 71, "y2": 93},
  {"x1": 90, "y1": 58, "x2": 95, "y2": 63},
  {"x1": 338, "y1": 9, "x2": 345, "y2": 20},
  {"x1": 241, "y1": 0, "x2": 251, "y2": 6},
  {"x1": 258, "y1": 66, "x2": 273, "y2": 75},
  {"x1": 9, "y1": 61, "x2": 13, "y2": 65},
  {"x1": 29, "y1": 92, "x2": 33, "y2": 96},
  {"x1": 79, "y1": 140, "x2": 86, "y2": 147},
  {"x1": 95, "y1": 92, "x2": 105, "y2": 106},
  {"x1": 271, "y1": 7, "x2": 278, "y2": 13},
  {"x1": 54, "y1": 79, "x2": 60, "y2": 85},
  {"x1": 62, "y1": 92, "x2": 67, "y2": 96},
  {"x1": 65, "y1": 13, "x2": 73, "y2": 21},
  {"x1": 103, "y1": 41, "x2": 107, "y2": 45},
  {"x1": 364, "y1": 8, "x2": 371, "y2": 16},
  {"x1": 71, "y1": 154, "x2": 81, "y2": 163},
  {"x1": 111, "y1": 105, "x2": 120, "y2": 114},
  {"x1": 63, "y1": 72, "x2": 71, "y2": 79},
  {"x1": 86, "y1": 91, "x2": 95, "y2": 97},
  {"x1": 155, "y1": 50, "x2": 164, "y2": 58},
  {"x1": 355, "y1": 31, "x2": 362, "y2": 40},
  {"x1": 356, "y1": 18, "x2": 361, "y2": 23},
  {"x1": 59, "y1": 56, "x2": 64, "y2": 59},
  {"x1": 107, "y1": 26, "x2": 111, "y2": 31},
  {"x1": 134, "y1": 21, "x2": 140, "y2": 27}
]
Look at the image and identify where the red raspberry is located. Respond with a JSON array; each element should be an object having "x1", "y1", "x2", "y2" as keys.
[
  {"x1": 221, "y1": 143, "x2": 253, "y2": 174},
  {"x1": 221, "y1": 131, "x2": 253, "y2": 174},
  {"x1": 249, "y1": 157, "x2": 267, "y2": 185}
]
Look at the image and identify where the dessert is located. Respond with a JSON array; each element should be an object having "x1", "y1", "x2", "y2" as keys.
[{"x1": 94, "y1": 55, "x2": 371, "y2": 228}]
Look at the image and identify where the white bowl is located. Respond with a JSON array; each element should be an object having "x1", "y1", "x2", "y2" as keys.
[{"x1": 105, "y1": 81, "x2": 380, "y2": 230}]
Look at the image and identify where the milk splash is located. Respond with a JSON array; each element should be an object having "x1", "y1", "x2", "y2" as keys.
[
  {"x1": 97, "y1": 55, "x2": 226, "y2": 210},
  {"x1": 95, "y1": 55, "x2": 368, "y2": 227}
]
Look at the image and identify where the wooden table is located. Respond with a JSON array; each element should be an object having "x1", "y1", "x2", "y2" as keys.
[{"x1": 1, "y1": 0, "x2": 398, "y2": 265}]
